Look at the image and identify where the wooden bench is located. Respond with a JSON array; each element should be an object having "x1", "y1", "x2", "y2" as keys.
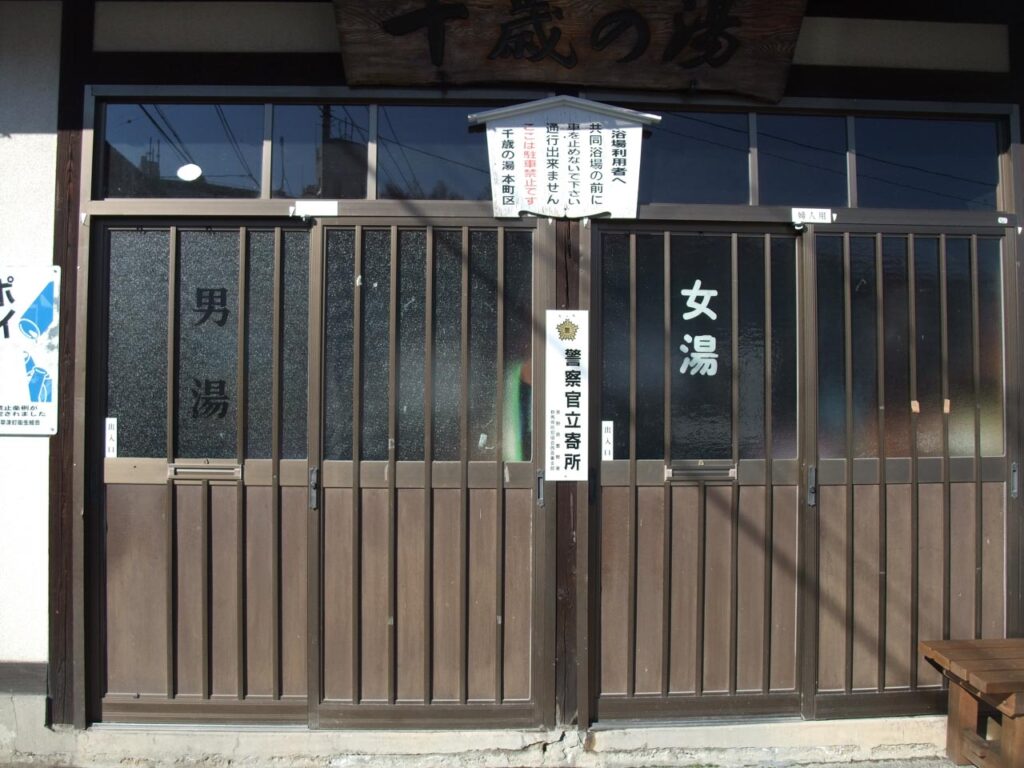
[{"x1": 920, "y1": 639, "x2": 1024, "y2": 768}]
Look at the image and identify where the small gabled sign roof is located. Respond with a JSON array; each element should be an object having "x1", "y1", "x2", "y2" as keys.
[{"x1": 468, "y1": 96, "x2": 661, "y2": 127}]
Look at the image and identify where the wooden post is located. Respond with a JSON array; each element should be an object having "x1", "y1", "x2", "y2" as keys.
[
  {"x1": 554, "y1": 219, "x2": 579, "y2": 724},
  {"x1": 947, "y1": 682, "x2": 980, "y2": 766}
]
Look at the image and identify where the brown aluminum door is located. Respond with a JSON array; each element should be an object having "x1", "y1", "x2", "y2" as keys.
[
  {"x1": 309, "y1": 221, "x2": 554, "y2": 727},
  {"x1": 97, "y1": 224, "x2": 313, "y2": 723},
  {"x1": 805, "y1": 228, "x2": 1020, "y2": 718},
  {"x1": 591, "y1": 227, "x2": 803, "y2": 720}
]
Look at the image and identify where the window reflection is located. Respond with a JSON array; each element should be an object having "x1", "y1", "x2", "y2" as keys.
[
  {"x1": 272, "y1": 105, "x2": 368, "y2": 199},
  {"x1": 758, "y1": 114, "x2": 847, "y2": 207},
  {"x1": 978, "y1": 239, "x2": 1004, "y2": 456},
  {"x1": 102, "y1": 103, "x2": 263, "y2": 198},
  {"x1": 639, "y1": 112, "x2": 748, "y2": 205},
  {"x1": 856, "y1": 117, "x2": 1000, "y2": 210},
  {"x1": 378, "y1": 106, "x2": 491, "y2": 201}
]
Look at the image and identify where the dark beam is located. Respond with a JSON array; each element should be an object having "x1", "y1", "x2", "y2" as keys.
[
  {"x1": 786, "y1": 65, "x2": 1016, "y2": 103},
  {"x1": 805, "y1": 0, "x2": 1023, "y2": 24},
  {"x1": 554, "y1": 220, "x2": 579, "y2": 726},
  {"x1": 49, "y1": 0, "x2": 93, "y2": 728}
]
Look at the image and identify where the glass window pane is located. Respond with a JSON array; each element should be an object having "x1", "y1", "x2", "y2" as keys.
[
  {"x1": 816, "y1": 235, "x2": 845, "y2": 458},
  {"x1": 856, "y1": 117, "x2": 1000, "y2": 210},
  {"x1": 771, "y1": 237, "x2": 798, "y2": 459},
  {"x1": 758, "y1": 114, "x2": 847, "y2": 208},
  {"x1": 102, "y1": 103, "x2": 262, "y2": 198},
  {"x1": 245, "y1": 232, "x2": 274, "y2": 459},
  {"x1": 882, "y1": 237, "x2": 911, "y2": 457},
  {"x1": 432, "y1": 230, "x2": 462, "y2": 461},
  {"x1": 469, "y1": 230, "x2": 498, "y2": 460},
  {"x1": 601, "y1": 234, "x2": 629, "y2": 460},
  {"x1": 107, "y1": 230, "x2": 169, "y2": 458},
  {"x1": 378, "y1": 106, "x2": 490, "y2": 201},
  {"x1": 503, "y1": 230, "x2": 533, "y2": 462},
  {"x1": 978, "y1": 238, "x2": 1004, "y2": 456},
  {"x1": 397, "y1": 230, "x2": 426, "y2": 461},
  {"x1": 271, "y1": 104, "x2": 368, "y2": 199},
  {"x1": 324, "y1": 229, "x2": 355, "y2": 461},
  {"x1": 738, "y1": 236, "x2": 765, "y2": 459},
  {"x1": 636, "y1": 235, "x2": 664, "y2": 460},
  {"x1": 671, "y1": 234, "x2": 732, "y2": 460},
  {"x1": 639, "y1": 112, "x2": 749, "y2": 205},
  {"x1": 945, "y1": 238, "x2": 974, "y2": 457},
  {"x1": 176, "y1": 230, "x2": 239, "y2": 459},
  {"x1": 361, "y1": 229, "x2": 391, "y2": 460},
  {"x1": 914, "y1": 237, "x2": 942, "y2": 458},
  {"x1": 280, "y1": 231, "x2": 309, "y2": 460},
  {"x1": 850, "y1": 237, "x2": 878, "y2": 457}
]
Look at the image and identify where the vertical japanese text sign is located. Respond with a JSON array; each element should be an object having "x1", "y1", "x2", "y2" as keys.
[
  {"x1": 470, "y1": 96, "x2": 660, "y2": 220},
  {"x1": 0, "y1": 266, "x2": 60, "y2": 435},
  {"x1": 546, "y1": 309, "x2": 588, "y2": 481}
]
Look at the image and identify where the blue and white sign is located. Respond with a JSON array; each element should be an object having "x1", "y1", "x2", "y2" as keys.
[{"x1": 0, "y1": 266, "x2": 60, "y2": 435}]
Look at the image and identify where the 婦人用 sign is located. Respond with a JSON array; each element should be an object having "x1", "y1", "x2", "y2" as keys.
[{"x1": 334, "y1": 0, "x2": 808, "y2": 101}]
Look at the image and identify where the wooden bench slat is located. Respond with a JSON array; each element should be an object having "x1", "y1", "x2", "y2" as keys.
[
  {"x1": 921, "y1": 640, "x2": 1024, "y2": 652},
  {"x1": 969, "y1": 670, "x2": 1024, "y2": 694},
  {"x1": 921, "y1": 640, "x2": 1024, "y2": 677},
  {"x1": 949, "y1": 656, "x2": 1024, "y2": 678}
]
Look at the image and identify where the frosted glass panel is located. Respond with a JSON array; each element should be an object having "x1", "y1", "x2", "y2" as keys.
[
  {"x1": 432, "y1": 230, "x2": 462, "y2": 461},
  {"x1": 324, "y1": 229, "x2": 355, "y2": 461},
  {"x1": 107, "y1": 230, "x2": 169, "y2": 458},
  {"x1": 176, "y1": 230, "x2": 239, "y2": 458},
  {"x1": 361, "y1": 229, "x2": 391, "y2": 461}
]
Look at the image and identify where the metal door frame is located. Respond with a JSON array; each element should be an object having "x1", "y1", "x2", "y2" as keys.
[
  {"x1": 305, "y1": 214, "x2": 557, "y2": 728},
  {"x1": 583, "y1": 217, "x2": 1023, "y2": 723},
  {"x1": 584, "y1": 221, "x2": 807, "y2": 722},
  {"x1": 799, "y1": 222, "x2": 1022, "y2": 719}
]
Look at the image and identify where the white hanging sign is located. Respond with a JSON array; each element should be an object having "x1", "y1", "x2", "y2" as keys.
[
  {"x1": 471, "y1": 97, "x2": 660, "y2": 220},
  {"x1": 791, "y1": 207, "x2": 835, "y2": 225},
  {"x1": 546, "y1": 310, "x2": 589, "y2": 482},
  {"x1": 105, "y1": 418, "x2": 118, "y2": 458},
  {"x1": 0, "y1": 266, "x2": 60, "y2": 435},
  {"x1": 601, "y1": 420, "x2": 614, "y2": 461}
]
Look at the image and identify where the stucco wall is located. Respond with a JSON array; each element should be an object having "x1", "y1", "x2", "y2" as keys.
[{"x1": 0, "y1": 1, "x2": 61, "y2": 663}]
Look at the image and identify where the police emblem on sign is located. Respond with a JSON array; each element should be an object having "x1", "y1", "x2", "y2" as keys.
[{"x1": 557, "y1": 318, "x2": 578, "y2": 341}]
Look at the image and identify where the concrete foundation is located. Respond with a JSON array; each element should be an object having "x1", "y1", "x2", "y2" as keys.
[{"x1": 1, "y1": 695, "x2": 950, "y2": 767}]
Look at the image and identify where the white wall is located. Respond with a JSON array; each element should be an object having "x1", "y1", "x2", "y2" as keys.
[{"x1": 0, "y1": 1, "x2": 61, "y2": 663}]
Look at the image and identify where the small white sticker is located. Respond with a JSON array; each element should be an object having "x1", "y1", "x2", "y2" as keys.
[
  {"x1": 105, "y1": 417, "x2": 117, "y2": 458},
  {"x1": 289, "y1": 200, "x2": 339, "y2": 218},
  {"x1": 997, "y1": 216, "x2": 1009, "y2": 225},
  {"x1": 791, "y1": 208, "x2": 832, "y2": 225},
  {"x1": 601, "y1": 421, "x2": 614, "y2": 461}
]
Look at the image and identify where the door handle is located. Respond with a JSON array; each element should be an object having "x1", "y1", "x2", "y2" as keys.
[
  {"x1": 807, "y1": 465, "x2": 817, "y2": 508},
  {"x1": 309, "y1": 467, "x2": 320, "y2": 510},
  {"x1": 537, "y1": 470, "x2": 545, "y2": 508}
]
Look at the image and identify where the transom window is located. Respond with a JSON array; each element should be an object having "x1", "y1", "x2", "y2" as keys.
[{"x1": 96, "y1": 101, "x2": 1008, "y2": 211}]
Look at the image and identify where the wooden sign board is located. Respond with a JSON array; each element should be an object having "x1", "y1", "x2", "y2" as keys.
[{"x1": 334, "y1": 0, "x2": 808, "y2": 102}]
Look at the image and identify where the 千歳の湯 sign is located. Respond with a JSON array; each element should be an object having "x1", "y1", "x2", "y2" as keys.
[{"x1": 334, "y1": 0, "x2": 808, "y2": 102}]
